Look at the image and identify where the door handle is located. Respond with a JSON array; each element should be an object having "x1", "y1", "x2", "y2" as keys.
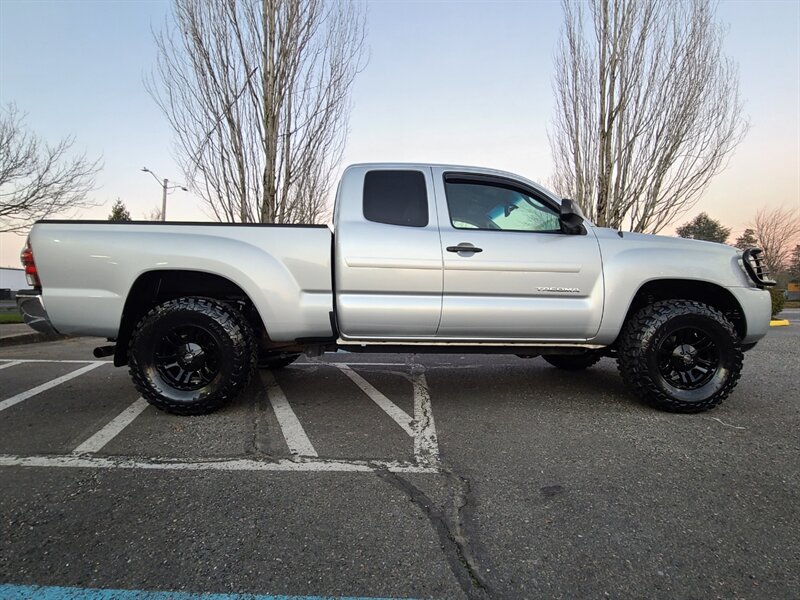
[{"x1": 446, "y1": 244, "x2": 483, "y2": 253}]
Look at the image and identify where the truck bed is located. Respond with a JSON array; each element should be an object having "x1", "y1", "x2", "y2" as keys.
[{"x1": 30, "y1": 221, "x2": 334, "y2": 340}]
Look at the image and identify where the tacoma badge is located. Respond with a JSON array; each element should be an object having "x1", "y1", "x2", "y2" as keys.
[{"x1": 537, "y1": 287, "x2": 581, "y2": 293}]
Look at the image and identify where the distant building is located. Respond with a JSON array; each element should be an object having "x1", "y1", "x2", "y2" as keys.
[
  {"x1": 788, "y1": 281, "x2": 800, "y2": 301},
  {"x1": 0, "y1": 267, "x2": 26, "y2": 298}
]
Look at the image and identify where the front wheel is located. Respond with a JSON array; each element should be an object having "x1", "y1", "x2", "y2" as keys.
[
  {"x1": 128, "y1": 297, "x2": 256, "y2": 415},
  {"x1": 617, "y1": 300, "x2": 743, "y2": 413}
]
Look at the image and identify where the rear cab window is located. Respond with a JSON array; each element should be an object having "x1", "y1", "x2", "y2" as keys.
[{"x1": 363, "y1": 170, "x2": 428, "y2": 227}]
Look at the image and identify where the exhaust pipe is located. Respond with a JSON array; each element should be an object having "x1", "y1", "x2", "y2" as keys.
[{"x1": 93, "y1": 345, "x2": 115, "y2": 358}]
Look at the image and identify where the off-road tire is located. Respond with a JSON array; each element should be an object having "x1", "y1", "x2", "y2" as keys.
[
  {"x1": 617, "y1": 300, "x2": 743, "y2": 413},
  {"x1": 543, "y1": 352, "x2": 602, "y2": 370},
  {"x1": 257, "y1": 351, "x2": 300, "y2": 369},
  {"x1": 128, "y1": 297, "x2": 256, "y2": 415}
]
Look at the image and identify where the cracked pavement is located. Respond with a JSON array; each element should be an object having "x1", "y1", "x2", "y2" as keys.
[{"x1": 1, "y1": 327, "x2": 799, "y2": 599}]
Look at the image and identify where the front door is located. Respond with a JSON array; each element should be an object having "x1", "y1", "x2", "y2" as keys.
[{"x1": 432, "y1": 168, "x2": 604, "y2": 341}]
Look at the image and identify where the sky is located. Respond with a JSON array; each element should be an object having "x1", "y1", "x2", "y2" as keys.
[{"x1": 0, "y1": 0, "x2": 798, "y2": 268}]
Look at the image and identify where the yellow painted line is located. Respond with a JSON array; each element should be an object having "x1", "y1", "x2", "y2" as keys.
[{"x1": 770, "y1": 319, "x2": 790, "y2": 327}]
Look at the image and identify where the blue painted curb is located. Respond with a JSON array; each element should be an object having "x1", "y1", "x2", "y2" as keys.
[{"x1": 0, "y1": 584, "x2": 419, "y2": 600}]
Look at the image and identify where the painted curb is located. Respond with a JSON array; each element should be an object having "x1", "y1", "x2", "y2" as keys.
[
  {"x1": 769, "y1": 319, "x2": 790, "y2": 327},
  {"x1": 0, "y1": 584, "x2": 411, "y2": 600}
]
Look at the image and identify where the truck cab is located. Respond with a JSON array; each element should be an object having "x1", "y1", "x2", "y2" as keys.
[{"x1": 335, "y1": 164, "x2": 603, "y2": 343}]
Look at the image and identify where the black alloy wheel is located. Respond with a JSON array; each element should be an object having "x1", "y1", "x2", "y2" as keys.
[
  {"x1": 129, "y1": 297, "x2": 256, "y2": 415},
  {"x1": 618, "y1": 299, "x2": 743, "y2": 413},
  {"x1": 655, "y1": 326, "x2": 720, "y2": 391},
  {"x1": 154, "y1": 324, "x2": 223, "y2": 391}
]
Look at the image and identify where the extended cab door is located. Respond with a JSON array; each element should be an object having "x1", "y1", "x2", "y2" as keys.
[
  {"x1": 432, "y1": 168, "x2": 603, "y2": 341},
  {"x1": 334, "y1": 165, "x2": 443, "y2": 338}
]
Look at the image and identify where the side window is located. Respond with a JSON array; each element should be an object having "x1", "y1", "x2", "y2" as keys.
[
  {"x1": 363, "y1": 170, "x2": 428, "y2": 227},
  {"x1": 445, "y1": 180, "x2": 560, "y2": 233}
]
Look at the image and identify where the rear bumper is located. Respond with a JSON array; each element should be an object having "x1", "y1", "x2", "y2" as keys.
[{"x1": 16, "y1": 289, "x2": 60, "y2": 335}]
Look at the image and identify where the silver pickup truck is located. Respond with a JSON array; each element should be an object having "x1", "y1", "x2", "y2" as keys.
[{"x1": 17, "y1": 163, "x2": 774, "y2": 415}]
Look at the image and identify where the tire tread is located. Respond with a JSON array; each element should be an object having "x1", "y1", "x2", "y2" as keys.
[
  {"x1": 128, "y1": 297, "x2": 256, "y2": 415},
  {"x1": 617, "y1": 299, "x2": 743, "y2": 413}
]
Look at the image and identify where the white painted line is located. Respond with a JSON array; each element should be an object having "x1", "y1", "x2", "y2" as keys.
[
  {"x1": 335, "y1": 364, "x2": 414, "y2": 436},
  {"x1": 0, "y1": 360, "x2": 22, "y2": 370},
  {"x1": 0, "y1": 332, "x2": 35, "y2": 341},
  {"x1": 0, "y1": 359, "x2": 111, "y2": 364},
  {"x1": 72, "y1": 397, "x2": 150, "y2": 454},
  {"x1": 0, "y1": 362, "x2": 106, "y2": 413},
  {"x1": 412, "y1": 371, "x2": 440, "y2": 468},
  {"x1": 262, "y1": 370, "x2": 318, "y2": 457},
  {"x1": 0, "y1": 454, "x2": 438, "y2": 473},
  {"x1": 1, "y1": 359, "x2": 402, "y2": 366},
  {"x1": 295, "y1": 362, "x2": 408, "y2": 367}
]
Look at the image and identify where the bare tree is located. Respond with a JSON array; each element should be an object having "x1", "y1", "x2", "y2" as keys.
[
  {"x1": 788, "y1": 245, "x2": 800, "y2": 279},
  {"x1": 144, "y1": 207, "x2": 163, "y2": 221},
  {"x1": 549, "y1": 0, "x2": 747, "y2": 233},
  {"x1": 148, "y1": 0, "x2": 366, "y2": 225},
  {"x1": 750, "y1": 207, "x2": 800, "y2": 274},
  {"x1": 0, "y1": 104, "x2": 100, "y2": 233}
]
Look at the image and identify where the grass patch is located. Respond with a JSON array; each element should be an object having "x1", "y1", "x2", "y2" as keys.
[
  {"x1": 0, "y1": 312, "x2": 24, "y2": 324},
  {"x1": 784, "y1": 300, "x2": 800, "y2": 309}
]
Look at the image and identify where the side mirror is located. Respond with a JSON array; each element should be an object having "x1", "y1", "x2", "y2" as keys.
[{"x1": 559, "y1": 198, "x2": 585, "y2": 234}]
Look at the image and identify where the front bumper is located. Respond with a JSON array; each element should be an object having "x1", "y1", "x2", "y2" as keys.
[
  {"x1": 728, "y1": 286, "x2": 772, "y2": 344},
  {"x1": 16, "y1": 289, "x2": 60, "y2": 335}
]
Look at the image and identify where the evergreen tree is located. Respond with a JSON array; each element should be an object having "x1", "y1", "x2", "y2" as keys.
[
  {"x1": 676, "y1": 212, "x2": 730, "y2": 243},
  {"x1": 734, "y1": 228, "x2": 758, "y2": 250},
  {"x1": 108, "y1": 199, "x2": 131, "y2": 222}
]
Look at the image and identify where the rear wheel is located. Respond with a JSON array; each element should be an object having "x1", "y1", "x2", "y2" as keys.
[
  {"x1": 128, "y1": 297, "x2": 256, "y2": 415},
  {"x1": 617, "y1": 300, "x2": 742, "y2": 413},
  {"x1": 542, "y1": 352, "x2": 602, "y2": 370}
]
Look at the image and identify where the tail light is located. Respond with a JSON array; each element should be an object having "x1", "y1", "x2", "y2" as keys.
[{"x1": 20, "y1": 240, "x2": 41, "y2": 288}]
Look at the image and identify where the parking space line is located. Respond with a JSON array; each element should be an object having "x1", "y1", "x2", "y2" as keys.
[
  {"x1": 0, "y1": 359, "x2": 111, "y2": 364},
  {"x1": 0, "y1": 362, "x2": 106, "y2": 413},
  {"x1": 262, "y1": 370, "x2": 318, "y2": 457},
  {"x1": 0, "y1": 360, "x2": 22, "y2": 370},
  {"x1": 411, "y1": 372, "x2": 440, "y2": 468},
  {"x1": 0, "y1": 453, "x2": 438, "y2": 473},
  {"x1": 72, "y1": 397, "x2": 150, "y2": 454},
  {"x1": 335, "y1": 364, "x2": 414, "y2": 436},
  {"x1": 294, "y1": 362, "x2": 411, "y2": 368},
  {"x1": 296, "y1": 361, "x2": 409, "y2": 366}
]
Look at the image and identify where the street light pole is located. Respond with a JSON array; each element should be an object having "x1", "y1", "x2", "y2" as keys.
[
  {"x1": 141, "y1": 167, "x2": 188, "y2": 222},
  {"x1": 161, "y1": 178, "x2": 168, "y2": 222}
]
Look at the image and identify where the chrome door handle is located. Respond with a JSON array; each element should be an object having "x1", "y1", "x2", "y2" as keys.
[{"x1": 446, "y1": 245, "x2": 483, "y2": 253}]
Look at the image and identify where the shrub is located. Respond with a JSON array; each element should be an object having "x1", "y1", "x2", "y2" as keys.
[{"x1": 769, "y1": 288, "x2": 785, "y2": 318}]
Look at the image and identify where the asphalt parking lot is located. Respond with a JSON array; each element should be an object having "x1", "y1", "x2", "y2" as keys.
[{"x1": 0, "y1": 322, "x2": 798, "y2": 599}]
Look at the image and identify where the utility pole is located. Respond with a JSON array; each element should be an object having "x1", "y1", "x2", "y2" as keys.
[
  {"x1": 161, "y1": 178, "x2": 168, "y2": 222},
  {"x1": 141, "y1": 167, "x2": 188, "y2": 221}
]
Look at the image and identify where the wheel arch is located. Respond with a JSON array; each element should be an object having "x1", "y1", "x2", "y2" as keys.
[
  {"x1": 619, "y1": 279, "x2": 747, "y2": 343},
  {"x1": 114, "y1": 269, "x2": 269, "y2": 366}
]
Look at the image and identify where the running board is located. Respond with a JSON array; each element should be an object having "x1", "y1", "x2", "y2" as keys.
[{"x1": 335, "y1": 339, "x2": 605, "y2": 355}]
